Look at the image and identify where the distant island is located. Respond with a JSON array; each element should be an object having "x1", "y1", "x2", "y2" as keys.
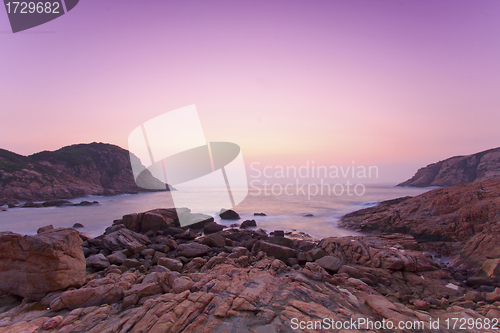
[
  {"x1": 398, "y1": 147, "x2": 500, "y2": 187},
  {"x1": 0, "y1": 142, "x2": 170, "y2": 203}
]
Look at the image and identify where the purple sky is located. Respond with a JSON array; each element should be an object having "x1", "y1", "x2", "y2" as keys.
[{"x1": 1, "y1": 0, "x2": 500, "y2": 182}]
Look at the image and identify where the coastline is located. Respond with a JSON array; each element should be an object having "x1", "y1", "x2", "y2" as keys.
[{"x1": 1, "y1": 202, "x2": 499, "y2": 332}]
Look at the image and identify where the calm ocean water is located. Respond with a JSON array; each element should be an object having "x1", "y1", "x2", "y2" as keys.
[{"x1": 0, "y1": 185, "x2": 430, "y2": 239}]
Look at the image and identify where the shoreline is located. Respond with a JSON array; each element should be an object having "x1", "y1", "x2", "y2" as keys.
[{"x1": 1, "y1": 204, "x2": 499, "y2": 332}]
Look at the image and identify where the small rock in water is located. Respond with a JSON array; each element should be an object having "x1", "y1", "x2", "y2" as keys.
[
  {"x1": 254, "y1": 212, "x2": 266, "y2": 216},
  {"x1": 74, "y1": 200, "x2": 99, "y2": 206},
  {"x1": 37, "y1": 225, "x2": 54, "y2": 234},
  {"x1": 72, "y1": 223, "x2": 84, "y2": 228},
  {"x1": 22, "y1": 201, "x2": 43, "y2": 208},
  {"x1": 219, "y1": 209, "x2": 240, "y2": 220},
  {"x1": 304, "y1": 213, "x2": 314, "y2": 217},
  {"x1": 42, "y1": 199, "x2": 72, "y2": 207},
  {"x1": 240, "y1": 220, "x2": 257, "y2": 229}
]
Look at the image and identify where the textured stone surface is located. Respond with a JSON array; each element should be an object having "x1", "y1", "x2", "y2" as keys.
[{"x1": 0, "y1": 228, "x2": 85, "y2": 300}]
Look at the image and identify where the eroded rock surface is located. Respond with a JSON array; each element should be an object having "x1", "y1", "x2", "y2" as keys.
[{"x1": 0, "y1": 228, "x2": 85, "y2": 301}]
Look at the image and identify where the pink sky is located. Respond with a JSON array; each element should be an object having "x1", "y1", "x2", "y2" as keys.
[{"x1": 1, "y1": 0, "x2": 499, "y2": 183}]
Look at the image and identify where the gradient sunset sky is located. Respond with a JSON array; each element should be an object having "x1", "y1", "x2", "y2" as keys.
[{"x1": 1, "y1": 1, "x2": 499, "y2": 183}]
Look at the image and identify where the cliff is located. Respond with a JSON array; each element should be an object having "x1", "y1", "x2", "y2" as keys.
[
  {"x1": 340, "y1": 178, "x2": 500, "y2": 271},
  {"x1": 0, "y1": 142, "x2": 169, "y2": 202},
  {"x1": 397, "y1": 147, "x2": 500, "y2": 187}
]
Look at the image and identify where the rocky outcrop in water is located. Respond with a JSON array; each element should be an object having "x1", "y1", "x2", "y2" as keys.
[
  {"x1": 398, "y1": 147, "x2": 500, "y2": 187},
  {"x1": 0, "y1": 208, "x2": 499, "y2": 332},
  {"x1": 0, "y1": 142, "x2": 170, "y2": 202}
]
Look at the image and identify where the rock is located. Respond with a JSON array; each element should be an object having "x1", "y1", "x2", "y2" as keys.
[
  {"x1": 106, "y1": 251, "x2": 127, "y2": 265},
  {"x1": 176, "y1": 243, "x2": 210, "y2": 258},
  {"x1": 22, "y1": 201, "x2": 43, "y2": 208},
  {"x1": 42, "y1": 199, "x2": 72, "y2": 207},
  {"x1": 41, "y1": 316, "x2": 63, "y2": 330},
  {"x1": 476, "y1": 258, "x2": 500, "y2": 278},
  {"x1": 124, "y1": 282, "x2": 162, "y2": 299},
  {"x1": 86, "y1": 253, "x2": 110, "y2": 270},
  {"x1": 72, "y1": 223, "x2": 84, "y2": 228},
  {"x1": 267, "y1": 236, "x2": 294, "y2": 248},
  {"x1": 199, "y1": 233, "x2": 226, "y2": 248},
  {"x1": 240, "y1": 220, "x2": 257, "y2": 229},
  {"x1": 319, "y1": 234, "x2": 438, "y2": 272},
  {"x1": 141, "y1": 211, "x2": 175, "y2": 233},
  {"x1": 123, "y1": 258, "x2": 141, "y2": 268},
  {"x1": 308, "y1": 248, "x2": 327, "y2": 261},
  {"x1": 254, "y1": 213, "x2": 266, "y2": 216},
  {"x1": 486, "y1": 309, "x2": 500, "y2": 320},
  {"x1": 173, "y1": 229, "x2": 197, "y2": 240},
  {"x1": 220, "y1": 209, "x2": 240, "y2": 220},
  {"x1": 37, "y1": 225, "x2": 54, "y2": 234},
  {"x1": 203, "y1": 222, "x2": 224, "y2": 234},
  {"x1": 315, "y1": 256, "x2": 342, "y2": 273},
  {"x1": 102, "y1": 228, "x2": 151, "y2": 254},
  {"x1": 485, "y1": 288, "x2": 500, "y2": 302},
  {"x1": 251, "y1": 241, "x2": 298, "y2": 262},
  {"x1": 413, "y1": 299, "x2": 431, "y2": 310},
  {"x1": 51, "y1": 283, "x2": 125, "y2": 310},
  {"x1": 152, "y1": 251, "x2": 167, "y2": 265},
  {"x1": 152, "y1": 265, "x2": 170, "y2": 273},
  {"x1": 304, "y1": 213, "x2": 314, "y2": 217},
  {"x1": 74, "y1": 200, "x2": 99, "y2": 206},
  {"x1": 466, "y1": 276, "x2": 490, "y2": 287},
  {"x1": 272, "y1": 230, "x2": 284, "y2": 237},
  {"x1": 158, "y1": 258, "x2": 183, "y2": 272},
  {"x1": 171, "y1": 276, "x2": 194, "y2": 293},
  {"x1": 183, "y1": 213, "x2": 214, "y2": 228},
  {"x1": 122, "y1": 213, "x2": 141, "y2": 232},
  {"x1": 464, "y1": 291, "x2": 484, "y2": 302},
  {"x1": 0, "y1": 228, "x2": 85, "y2": 300},
  {"x1": 122, "y1": 294, "x2": 139, "y2": 308}
]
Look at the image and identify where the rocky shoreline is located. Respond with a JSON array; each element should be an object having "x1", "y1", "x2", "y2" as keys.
[
  {"x1": 1, "y1": 206, "x2": 499, "y2": 332},
  {"x1": 340, "y1": 179, "x2": 500, "y2": 274},
  {"x1": 0, "y1": 143, "x2": 171, "y2": 204}
]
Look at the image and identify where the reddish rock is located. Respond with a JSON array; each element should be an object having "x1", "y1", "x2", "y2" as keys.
[
  {"x1": 251, "y1": 241, "x2": 298, "y2": 262},
  {"x1": 203, "y1": 222, "x2": 224, "y2": 234},
  {"x1": 86, "y1": 253, "x2": 110, "y2": 270},
  {"x1": 0, "y1": 228, "x2": 85, "y2": 300},
  {"x1": 176, "y1": 243, "x2": 210, "y2": 258},
  {"x1": 315, "y1": 256, "x2": 342, "y2": 273},
  {"x1": 158, "y1": 257, "x2": 183, "y2": 272}
]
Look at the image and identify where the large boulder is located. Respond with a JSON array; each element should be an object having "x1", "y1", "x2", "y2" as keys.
[
  {"x1": 0, "y1": 228, "x2": 86, "y2": 300},
  {"x1": 141, "y1": 211, "x2": 176, "y2": 233}
]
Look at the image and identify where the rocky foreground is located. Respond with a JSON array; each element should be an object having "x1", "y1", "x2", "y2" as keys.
[{"x1": 0, "y1": 208, "x2": 499, "y2": 332}]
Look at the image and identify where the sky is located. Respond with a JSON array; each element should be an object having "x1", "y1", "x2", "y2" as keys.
[{"x1": 1, "y1": 0, "x2": 500, "y2": 183}]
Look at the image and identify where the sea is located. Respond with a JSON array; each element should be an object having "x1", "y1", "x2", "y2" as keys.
[{"x1": 0, "y1": 184, "x2": 430, "y2": 239}]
